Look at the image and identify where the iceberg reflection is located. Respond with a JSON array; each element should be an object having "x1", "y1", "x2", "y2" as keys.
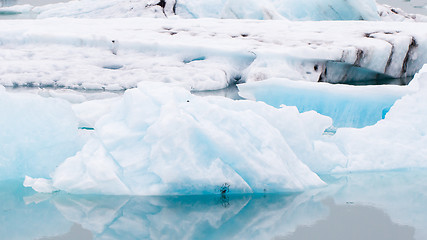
[{"x1": 1, "y1": 170, "x2": 426, "y2": 239}]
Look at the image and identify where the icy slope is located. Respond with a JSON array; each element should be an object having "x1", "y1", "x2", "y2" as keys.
[{"x1": 0, "y1": 18, "x2": 425, "y2": 90}]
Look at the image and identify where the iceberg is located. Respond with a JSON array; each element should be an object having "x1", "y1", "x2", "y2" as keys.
[
  {"x1": 176, "y1": 0, "x2": 380, "y2": 21},
  {"x1": 25, "y1": 82, "x2": 329, "y2": 195},
  {"x1": 0, "y1": 86, "x2": 82, "y2": 180},
  {"x1": 317, "y1": 64, "x2": 427, "y2": 172},
  {"x1": 2, "y1": 0, "x2": 380, "y2": 21},
  {"x1": 238, "y1": 78, "x2": 414, "y2": 128}
]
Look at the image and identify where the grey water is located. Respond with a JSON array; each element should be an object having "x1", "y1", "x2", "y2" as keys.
[
  {"x1": 1, "y1": 170, "x2": 426, "y2": 240},
  {"x1": 377, "y1": 0, "x2": 427, "y2": 15}
]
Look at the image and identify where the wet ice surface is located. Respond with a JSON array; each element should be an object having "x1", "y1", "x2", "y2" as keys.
[{"x1": 2, "y1": 170, "x2": 425, "y2": 240}]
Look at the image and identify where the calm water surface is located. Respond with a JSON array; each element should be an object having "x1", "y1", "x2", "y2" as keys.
[
  {"x1": 1, "y1": 170, "x2": 426, "y2": 240},
  {"x1": 377, "y1": 0, "x2": 427, "y2": 15}
]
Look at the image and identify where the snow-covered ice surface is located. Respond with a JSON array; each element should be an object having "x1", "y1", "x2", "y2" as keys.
[{"x1": 0, "y1": 18, "x2": 426, "y2": 90}]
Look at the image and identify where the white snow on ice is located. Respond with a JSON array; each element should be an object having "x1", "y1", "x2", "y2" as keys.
[{"x1": 0, "y1": 18, "x2": 425, "y2": 90}]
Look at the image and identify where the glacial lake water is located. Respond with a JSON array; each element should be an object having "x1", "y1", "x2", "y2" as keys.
[{"x1": 1, "y1": 170, "x2": 426, "y2": 240}]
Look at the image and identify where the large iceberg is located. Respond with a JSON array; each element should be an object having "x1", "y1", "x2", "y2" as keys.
[{"x1": 25, "y1": 82, "x2": 330, "y2": 195}]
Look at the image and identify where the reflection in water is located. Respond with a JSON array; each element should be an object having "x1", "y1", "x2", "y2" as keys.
[
  {"x1": 1, "y1": 170, "x2": 426, "y2": 239},
  {"x1": 38, "y1": 224, "x2": 93, "y2": 240},
  {"x1": 282, "y1": 199, "x2": 415, "y2": 240},
  {"x1": 0, "y1": 180, "x2": 72, "y2": 240}
]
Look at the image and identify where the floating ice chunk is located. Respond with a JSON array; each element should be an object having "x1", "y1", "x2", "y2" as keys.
[
  {"x1": 23, "y1": 176, "x2": 56, "y2": 193},
  {"x1": 0, "y1": 89, "x2": 81, "y2": 180},
  {"x1": 320, "y1": 64, "x2": 427, "y2": 172},
  {"x1": 28, "y1": 82, "x2": 327, "y2": 195},
  {"x1": 238, "y1": 78, "x2": 413, "y2": 128}
]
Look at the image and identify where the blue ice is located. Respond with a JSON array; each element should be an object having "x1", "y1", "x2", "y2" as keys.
[{"x1": 238, "y1": 79, "x2": 412, "y2": 128}]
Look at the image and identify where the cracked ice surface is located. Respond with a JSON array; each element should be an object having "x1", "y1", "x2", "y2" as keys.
[{"x1": 0, "y1": 18, "x2": 426, "y2": 90}]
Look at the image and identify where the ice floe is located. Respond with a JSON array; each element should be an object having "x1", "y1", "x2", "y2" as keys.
[{"x1": 0, "y1": 18, "x2": 425, "y2": 90}]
